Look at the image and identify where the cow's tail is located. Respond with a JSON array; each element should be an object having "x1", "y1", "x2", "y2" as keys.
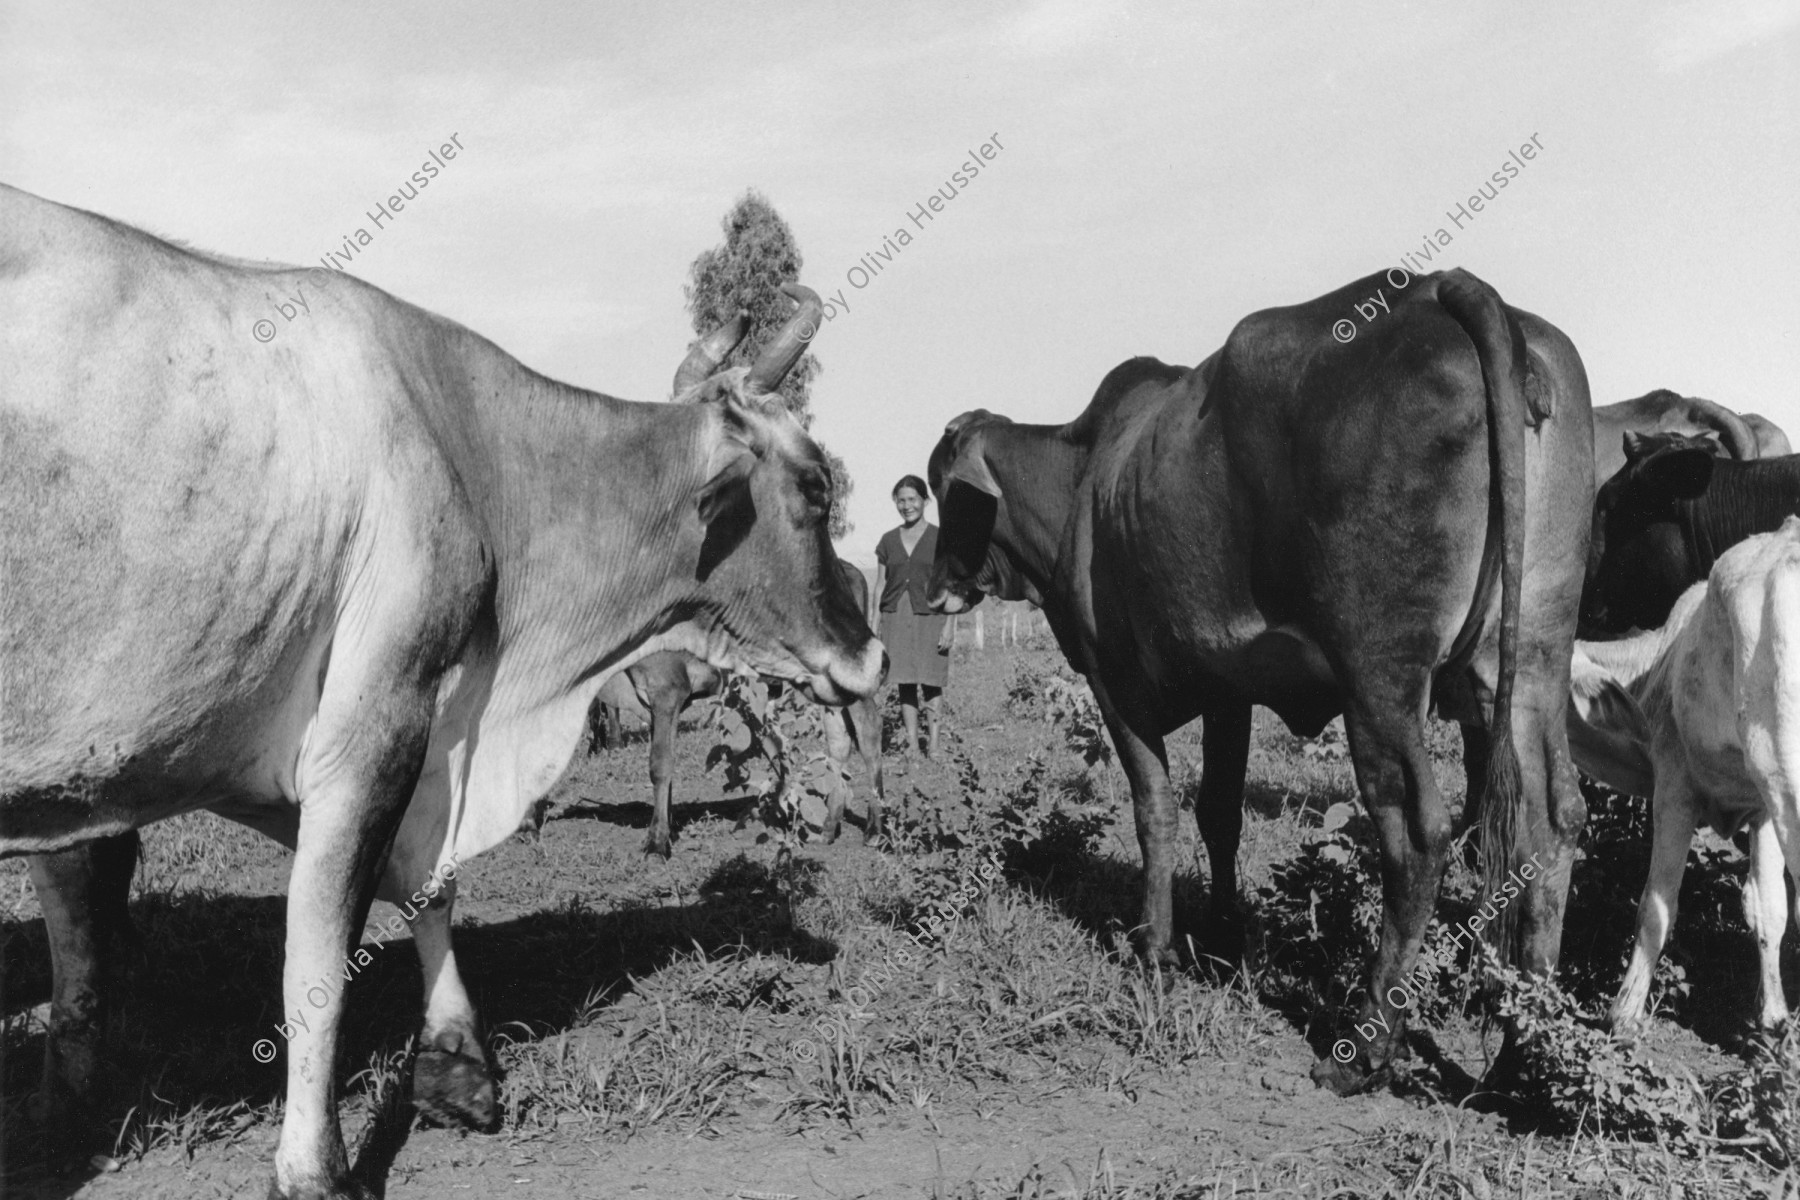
[{"x1": 1436, "y1": 269, "x2": 1528, "y2": 964}]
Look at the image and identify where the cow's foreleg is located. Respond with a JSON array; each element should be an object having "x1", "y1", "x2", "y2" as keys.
[
  {"x1": 821, "y1": 708, "x2": 852, "y2": 844},
  {"x1": 272, "y1": 699, "x2": 432, "y2": 1200},
  {"x1": 1609, "y1": 778, "x2": 1698, "y2": 1030},
  {"x1": 1094, "y1": 691, "x2": 1178, "y2": 964},
  {"x1": 28, "y1": 829, "x2": 140, "y2": 1125},
  {"x1": 377, "y1": 791, "x2": 498, "y2": 1132},
  {"x1": 1317, "y1": 693, "x2": 1451, "y2": 1093},
  {"x1": 644, "y1": 693, "x2": 678, "y2": 858},
  {"x1": 820, "y1": 697, "x2": 884, "y2": 844},
  {"x1": 408, "y1": 885, "x2": 497, "y2": 1128},
  {"x1": 1193, "y1": 705, "x2": 1251, "y2": 964},
  {"x1": 854, "y1": 695, "x2": 885, "y2": 842}
]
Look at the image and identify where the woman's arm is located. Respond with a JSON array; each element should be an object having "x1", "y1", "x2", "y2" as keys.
[{"x1": 938, "y1": 611, "x2": 957, "y2": 652}]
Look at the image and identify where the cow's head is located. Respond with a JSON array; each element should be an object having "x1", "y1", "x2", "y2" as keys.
[
  {"x1": 1565, "y1": 642, "x2": 1656, "y2": 799},
  {"x1": 667, "y1": 285, "x2": 885, "y2": 705},
  {"x1": 1579, "y1": 431, "x2": 1718, "y2": 636},
  {"x1": 925, "y1": 410, "x2": 1032, "y2": 613}
]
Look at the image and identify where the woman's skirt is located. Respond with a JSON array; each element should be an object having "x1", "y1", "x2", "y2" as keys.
[{"x1": 880, "y1": 604, "x2": 950, "y2": 688}]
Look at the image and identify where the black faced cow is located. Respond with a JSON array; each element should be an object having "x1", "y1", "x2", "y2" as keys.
[
  {"x1": 1581, "y1": 431, "x2": 1800, "y2": 637},
  {"x1": 0, "y1": 183, "x2": 884, "y2": 1200},
  {"x1": 594, "y1": 558, "x2": 885, "y2": 857},
  {"x1": 927, "y1": 268, "x2": 1593, "y2": 1093},
  {"x1": 1593, "y1": 389, "x2": 1790, "y2": 480}
]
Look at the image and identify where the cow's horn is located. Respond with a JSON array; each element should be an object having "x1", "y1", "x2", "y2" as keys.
[
  {"x1": 672, "y1": 312, "x2": 749, "y2": 398},
  {"x1": 1684, "y1": 396, "x2": 1759, "y2": 461},
  {"x1": 745, "y1": 283, "x2": 822, "y2": 393}
]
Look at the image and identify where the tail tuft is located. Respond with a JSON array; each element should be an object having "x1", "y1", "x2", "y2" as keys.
[{"x1": 1478, "y1": 727, "x2": 1523, "y2": 958}]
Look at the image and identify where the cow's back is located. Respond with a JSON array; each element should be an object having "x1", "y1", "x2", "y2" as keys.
[{"x1": 0, "y1": 186, "x2": 482, "y2": 846}]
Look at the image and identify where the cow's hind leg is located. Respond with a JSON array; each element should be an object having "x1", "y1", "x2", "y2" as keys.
[
  {"x1": 1742, "y1": 817, "x2": 1791, "y2": 1030},
  {"x1": 1193, "y1": 705, "x2": 1251, "y2": 964},
  {"x1": 28, "y1": 829, "x2": 141, "y2": 1126},
  {"x1": 1313, "y1": 683, "x2": 1452, "y2": 1094}
]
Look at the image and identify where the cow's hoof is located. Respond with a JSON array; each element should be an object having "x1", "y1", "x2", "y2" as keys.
[
  {"x1": 1481, "y1": 1030, "x2": 1529, "y2": 1092},
  {"x1": 1134, "y1": 940, "x2": 1180, "y2": 970},
  {"x1": 266, "y1": 1174, "x2": 377, "y2": 1200},
  {"x1": 413, "y1": 1032, "x2": 499, "y2": 1131},
  {"x1": 28, "y1": 1077, "x2": 80, "y2": 1128},
  {"x1": 1310, "y1": 1053, "x2": 1387, "y2": 1096},
  {"x1": 1194, "y1": 911, "x2": 1246, "y2": 971},
  {"x1": 642, "y1": 832, "x2": 672, "y2": 859}
]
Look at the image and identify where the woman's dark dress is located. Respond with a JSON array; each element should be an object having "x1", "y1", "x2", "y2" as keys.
[{"x1": 875, "y1": 523, "x2": 950, "y2": 688}]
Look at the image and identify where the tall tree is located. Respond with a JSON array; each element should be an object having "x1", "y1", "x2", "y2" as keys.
[{"x1": 685, "y1": 190, "x2": 853, "y2": 539}]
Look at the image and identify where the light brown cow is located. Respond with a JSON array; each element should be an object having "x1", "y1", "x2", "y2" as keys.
[{"x1": 0, "y1": 183, "x2": 883, "y2": 1200}]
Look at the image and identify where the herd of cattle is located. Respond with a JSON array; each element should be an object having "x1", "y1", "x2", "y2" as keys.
[{"x1": 1, "y1": 181, "x2": 1796, "y2": 1196}]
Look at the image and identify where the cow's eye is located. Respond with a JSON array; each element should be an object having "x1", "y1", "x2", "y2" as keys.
[{"x1": 798, "y1": 466, "x2": 831, "y2": 510}]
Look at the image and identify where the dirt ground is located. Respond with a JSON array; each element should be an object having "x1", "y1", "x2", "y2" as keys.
[{"x1": 2, "y1": 641, "x2": 1793, "y2": 1199}]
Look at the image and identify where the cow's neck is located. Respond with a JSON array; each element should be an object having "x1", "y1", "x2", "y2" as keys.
[
  {"x1": 1680, "y1": 461, "x2": 1800, "y2": 572},
  {"x1": 986, "y1": 422, "x2": 1086, "y2": 597},
  {"x1": 464, "y1": 358, "x2": 713, "y2": 702}
]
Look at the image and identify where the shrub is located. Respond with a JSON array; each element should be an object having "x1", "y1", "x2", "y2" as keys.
[
  {"x1": 1490, "y1": 961, "x2": 1715, "y2": 1149},
  {"x1": 1254, "y1": 801, "x2": 1382, "y2": 1011},
  {"x1": 1040, "y1": 673, "x2": 1112, "y2": 767},
  {"x1": 1715, "y1": 1019, "x2": 1800, "y2": 1166}
]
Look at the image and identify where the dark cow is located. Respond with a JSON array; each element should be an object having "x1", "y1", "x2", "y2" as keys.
[
  {"x1": 1593, "y1": 388, "x2": 1790, "y2": 480},
  {"x1": 595, "y1": 558, "x2": 885, "y2": 857},
  {"x1": 927, "y1": 268, "x2": 1593, "y2": 1092},
  {"x1": 1, "y1": 182, "x2": 883, "y2": 1199},
  {"x1": 1581, "y1": 431, "x2": 1800, "y2": 637}
]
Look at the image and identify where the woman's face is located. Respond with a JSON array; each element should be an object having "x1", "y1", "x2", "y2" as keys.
[{"x1": 893, "y1": 486, "x2": 925, "y2": 525}]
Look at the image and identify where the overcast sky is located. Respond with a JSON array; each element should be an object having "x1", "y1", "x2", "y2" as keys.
[{"x1": 4, "y1": 0, "x2": 1796, "y2": 562}]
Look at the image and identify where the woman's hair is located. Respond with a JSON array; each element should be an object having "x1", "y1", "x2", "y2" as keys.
[{"x1": 892, "y1": 474, "x2": 931, "y2": 501}]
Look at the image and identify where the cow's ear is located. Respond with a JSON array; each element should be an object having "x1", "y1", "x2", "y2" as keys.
[
  {"x1": 1622, "y1": 431, "x2": 1648, "y2": 461},
  {"x1": 698, "y1": 448, "x2": 756, "y2": 526},
  {"x1": 1570, "y1": 649, "x2": 1652, "y2": 740},
  {"x1": 947, "y1": 443, "x2": 1003, "y2": 499},
  {"x1": 1637, "y1": 446, "x2": 1715, "y2": 501},
  {"x1": 716, "y1": 388, "x2": 775, "y2": 456}
]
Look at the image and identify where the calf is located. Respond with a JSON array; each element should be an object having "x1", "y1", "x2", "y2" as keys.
[
  {"x1": 1581, "y1": 432, "x2": 1800, "y2": 637},
  {"x1": 1568, "y1": 517, "x2": 1800, "y2": 1029}
]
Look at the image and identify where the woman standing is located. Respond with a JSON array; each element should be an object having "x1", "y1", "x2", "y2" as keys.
[{"x1": 869, "y1": 475, "x2": 955, "y2": 764}]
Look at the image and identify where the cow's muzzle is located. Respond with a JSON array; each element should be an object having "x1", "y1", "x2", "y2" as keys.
[
  {"x1": 796, "y1": 638, "x2": 887, "y2": 706},
  {"x1": 929, "y1": 583, "x2": 980, "y2": 615}
]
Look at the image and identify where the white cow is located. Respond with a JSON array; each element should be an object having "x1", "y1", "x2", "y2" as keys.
[{"x1": 1567, "y1": 516, "x2": 1800, "y2": 1030}]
